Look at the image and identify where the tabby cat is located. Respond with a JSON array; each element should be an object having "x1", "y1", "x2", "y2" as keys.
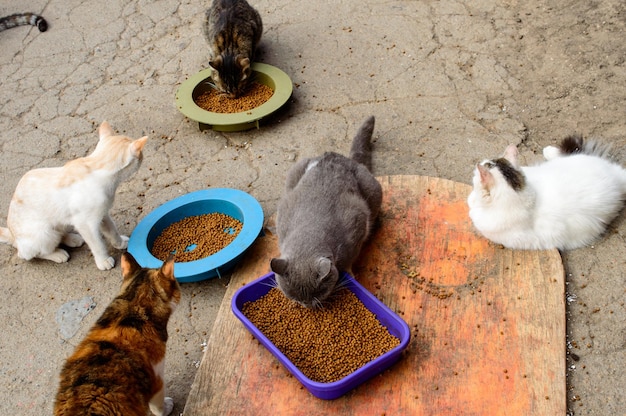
[
  {"x1": 0, "y1": 13, "x2": 47, "y2": 32},
  {"x1": 270, "y1": 116, "x2": 383, "y2": 308},
  {"x1": 0, "y1": 121, "x2": 147, "y2": 270},
  {"x1": 54, "y1": 252, "x2": 180, "y2": 416},
  {"x1": 203, "y1": 0, "x2": 263, "y2": 97}
]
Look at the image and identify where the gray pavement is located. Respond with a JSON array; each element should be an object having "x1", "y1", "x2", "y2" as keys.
[{"x1": 1, "y1": 0, "x2": 625, "y2": 414}]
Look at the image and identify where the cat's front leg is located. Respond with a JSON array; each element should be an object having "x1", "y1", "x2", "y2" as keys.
[
  {"x1": 148, "y1": 389, "x2": 174, "y2": 416},
  {"x1": 100, "y1": 214, "x2": 128, "y2": 249},
  {"x1": 73, "y1": 221, "x2": 115, "y2": 270},
  {"x1": 149, "y1": 359, "x2": 173, "y2": 415}
]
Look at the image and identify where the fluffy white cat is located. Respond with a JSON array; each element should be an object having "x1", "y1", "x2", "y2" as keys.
[
  {"x1": 467, "y1": 136, "x2": 626, "y2": 250},
  {"x1": 0, "y1": 121, "x2": 147, "y2": 270}
]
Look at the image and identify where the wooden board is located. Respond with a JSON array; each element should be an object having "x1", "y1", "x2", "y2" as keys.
[{"x1": 183, "y1": 175, "x2": 566, "y2": 415}]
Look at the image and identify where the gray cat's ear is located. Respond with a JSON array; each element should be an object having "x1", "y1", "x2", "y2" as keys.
[
  {"x1": 316, "y1": 257, "x2": 332, "y2": 279},
  {"x1": 240, "y1": 57, "x2": 251, "y2": 81},
  {"x1": 270, "y1": 258, "x2": 288, "y2": 275}
]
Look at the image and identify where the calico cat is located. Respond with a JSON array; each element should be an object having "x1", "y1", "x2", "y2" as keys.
[
  {"x1": 54, "y1": 252, "x2": 180, "y2": 416},
  {"x1": 203, "y1": 0, "x2": 263, "y2": 97},
  {"x1": 0, "y1": 121, "x2": 147, "y2": 270},
  {"x1": 0, "y1": 13, "x2": 47, "y2": 32},
  {"x1": 270, "y1": 116, "x2": 383, "y2": 308},
  {"x1": 467, "y1": 135, "x2": 626, "y2": 250}
]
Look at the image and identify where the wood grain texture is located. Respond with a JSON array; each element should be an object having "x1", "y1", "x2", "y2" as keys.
[{"x1": 183, "y1": 175, "x2": 566, "y2": 415}]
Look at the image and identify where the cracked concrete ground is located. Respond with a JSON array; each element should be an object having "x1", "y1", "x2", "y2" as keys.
[{"x1": 1, "y1": 0, "x2": 624, "y2": 414}]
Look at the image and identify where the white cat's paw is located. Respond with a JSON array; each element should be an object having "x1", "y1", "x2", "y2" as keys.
[
  {"x1": 543, "y1": 146, "x2": 560, "y2": 160},
  {"x1": 62, "y1": 233, "x2": 84, "y2": 248},
  {"x1": 112, "y1": 235, "x2": 129, "y2": 250},
  {"x1": 162, "y1": 397, "x2": 174, "y2": 416},
  {"x1": 40, "y1": 249, "x2": 70, "y2": 263},
  {"x1": 95, "y1": 256, "x2": 115, "y2": 270}
]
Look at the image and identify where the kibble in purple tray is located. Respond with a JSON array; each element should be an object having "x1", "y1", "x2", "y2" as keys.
[{"x1": 232, "y1": 271, "x2": 411, "y2": 400}]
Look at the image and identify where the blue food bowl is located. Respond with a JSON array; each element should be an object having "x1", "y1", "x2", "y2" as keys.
[
  {"x1": 232, "y1": 272, "x2": 411, "y2": 400},
  {"x1": 128, "y1": 188, "x2": 264, "y2": 283}
]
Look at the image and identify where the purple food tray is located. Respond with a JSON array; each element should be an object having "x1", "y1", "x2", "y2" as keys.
[{"x1": 231, "y1": 271, "x2": 411, "y2": 400}]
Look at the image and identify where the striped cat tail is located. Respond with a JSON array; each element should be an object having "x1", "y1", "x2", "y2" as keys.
[{"x1": 0, "y1": 13, "x2": 48, "y2": 32}]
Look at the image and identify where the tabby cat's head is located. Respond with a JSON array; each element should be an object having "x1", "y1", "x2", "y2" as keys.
[{"x1": 209, "y1": 54, "x2": 252, "y2": 98}]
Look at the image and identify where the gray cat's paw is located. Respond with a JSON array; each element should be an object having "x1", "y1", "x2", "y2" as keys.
[
  {"x1": 163, "y1": 397, "x2": 174, "y2": 416},
  {"x1": 62, "y1": 233, "x2": 84, "y2": 248},
  {"x1": 41, "y1": 249, "x2": 70, "y2": 263},
  {"x1": 112, "y1": 235, "x2": 129, "y2": 250},
  {"x1": 95, "y1": 256, "x2": 115, "y2": 270}
]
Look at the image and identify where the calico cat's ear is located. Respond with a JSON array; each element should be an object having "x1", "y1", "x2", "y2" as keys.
[
  {"x1": 98, "y1": 121, "x2": 115, "y2": 139},
  {"x1": 316, "y1": 257, "x2": 332, "y2": 279},
  {"x1": 503, "y1": 144, "x2": 519, "y2": 167},
  {"x1": 209, "y1": 56, "x2": 223, "y2": 71},
  {"x1": 131, "y1": 136, "x2": 148, "y2": 157},
  {"x1": 121, "y1": 252, "x2": 142, "y2": 281},
  {"x1": 160, "y1": 255, "x2": 175, "y2": 281},
  {"x1": 477, "y1": 164, "x2": 495, "y2": 189},
  {"x1": 239, "y1": 57, "x2": 251, "y2": 81},
  {"x1": 270, "y1": 258, "x2": 288, "y2": 275}
]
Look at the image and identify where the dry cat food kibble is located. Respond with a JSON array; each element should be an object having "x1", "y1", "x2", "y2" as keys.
[
  {"x1": 150, "y1": 213, "x2": 242, "y2": 262},
  {"x1": 194, "y1": 82, "x2": 274, "y2": 113},
  {"x1": 242, "y1": 287, "x2": 400, "y2": 383}
]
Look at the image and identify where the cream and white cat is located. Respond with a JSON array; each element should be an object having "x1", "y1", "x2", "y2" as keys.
[
  {"x1": 467, "y1": 135, "x2": 626, "y2": 250},
  {"x1": 0, "y1": 121, "x2": 147, "y2": 270}
]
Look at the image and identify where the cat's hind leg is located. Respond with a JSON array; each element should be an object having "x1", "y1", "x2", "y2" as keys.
[
  {"x1": 284, "y1": 158, "x2": 312, "y2": 191},
  {"x1": 62, "y1": 232, "x2": 84, "y2": 248},
  {"x1": 13, "y1": 226, "x2": 69, "y2": 263},
  {"x1": 37, "y1": 248, "x2": 70, "y2": 263}
]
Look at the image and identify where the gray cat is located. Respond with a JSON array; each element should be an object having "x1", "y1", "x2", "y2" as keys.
[
  {"x1": 203, "y1": 0, "x2": 263, "y2": 97},
  {"x1": 270, "y1": 116, "x2": 383, "y2": 308},
  {"x1": 0, "y1": 13, "x2": 47, "y2": 32}
]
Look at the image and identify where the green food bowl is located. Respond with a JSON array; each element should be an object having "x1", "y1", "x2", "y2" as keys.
[{"x1": 176, "y1": 62, "x2": 293, "y2": 132}]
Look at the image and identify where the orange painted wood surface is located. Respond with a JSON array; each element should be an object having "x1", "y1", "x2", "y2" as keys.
[{"x1": 183, "y1": 175, "x2": 566, "y2": 415}]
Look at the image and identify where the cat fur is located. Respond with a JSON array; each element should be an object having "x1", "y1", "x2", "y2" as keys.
[
  {"x1": 467, "y1": 136, "x2": 626, "y2": 250},
  {"x1": 0, "y1": 121, "x2": 147, "y2": 270},
  {"x1": 54, "y1": 252, "x2": 180, "y2": 416},
  {"x1": 270, "y1": 116, "x2": 383, "y2": 308},
  {"x1": 0, "y1": 13, "x2": 47, "y2": 32},
  {"x1": 203, "y1": 0, "x2": 263, "y2": 97}
]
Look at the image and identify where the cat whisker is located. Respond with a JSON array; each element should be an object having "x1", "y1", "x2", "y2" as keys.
[
  {"x1": 311, "y1": 297, "x2": 325, "y2": 309},
  {"x1": 259, "y1": 279, "x2": 278, "y2": 290},
  {"x1": 334, "y1": 276, "x2": 351, "y2": 291}
]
